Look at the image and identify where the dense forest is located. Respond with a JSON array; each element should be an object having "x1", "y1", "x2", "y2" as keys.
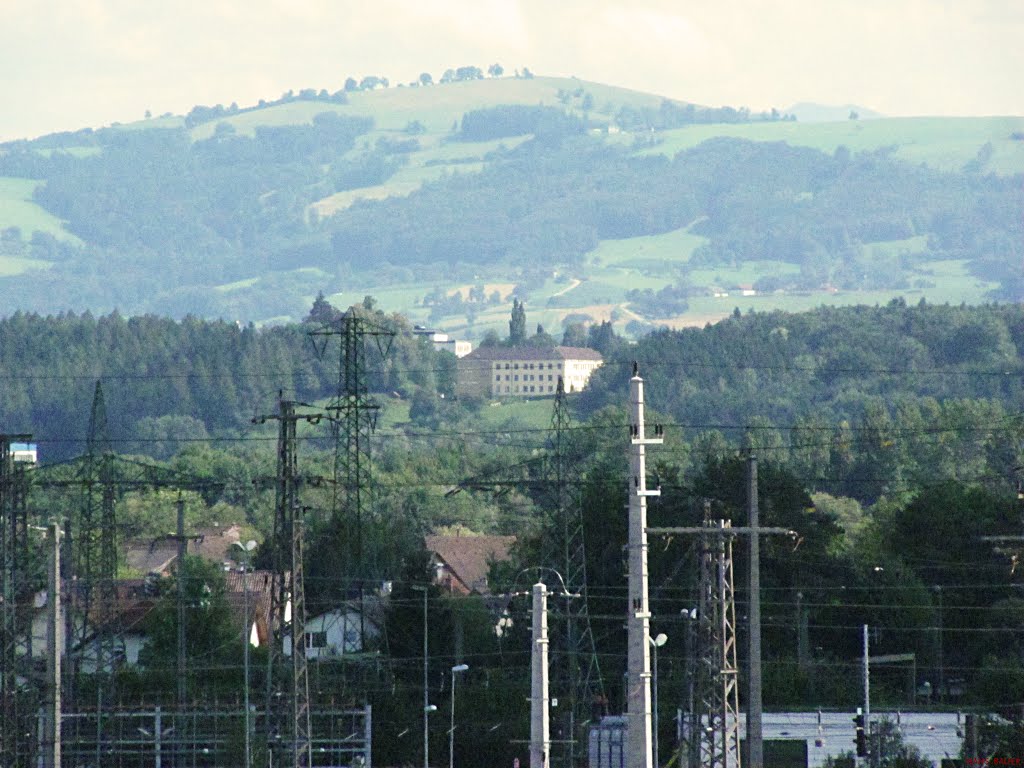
[
  {"x1": 0, "y1": 299, "x2": 452, "y2": 461},
  {"x1": 0, "y1": 102, "x2": 1020, "y2": 320}
]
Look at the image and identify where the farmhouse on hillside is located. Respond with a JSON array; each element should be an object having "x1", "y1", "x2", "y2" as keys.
[{"x1": 456, "y1": 345, "x2": 603, "y2": 399}]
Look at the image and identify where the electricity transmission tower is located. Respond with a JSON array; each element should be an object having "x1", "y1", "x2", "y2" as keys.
[
  {"x1": 308, "y1": 309, "x2": 393, "y2": 638},
  {"x1": 257, "y1": 395, "x2": 321, "y2": 768},
  {"x1": 1, "y1": 433, "x2": 34, "y2": 767},
  {"x1": 71, "y1": 382, "x2": 120, "y2": 702},
  {"x1": 542, "y1": 378, "x2": 604, "y2": 768}
]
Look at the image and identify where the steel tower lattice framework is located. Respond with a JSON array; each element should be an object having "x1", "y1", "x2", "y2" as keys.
[
  {"x1": 542, "y1": 378, "x2": 605, "y2": 768},
  {"x1": 1, "y1": 434, "x2": 33, "y2": 767},
  {"x1": 74, "y1": 382, "x2": 119, "y2": 694},
  {"x1": 695, "y1": 514, "x2": 742, "y2": 768},
  {"x1": 309, "y1": 310, "x2": 392, "y2": 635},
  {"x1": 260, "y1": 396, "x2": 315, "y2": 768}
]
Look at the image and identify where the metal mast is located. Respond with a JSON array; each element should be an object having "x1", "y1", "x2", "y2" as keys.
[
  {"x1": 309, "y1": 310, "x2": 393, "y2": 623},
  {"x1": 1, "y1": 433, "x2": 33, "y2": 766},
  {"x1": 626, "y1": 364, "x2": 662, "y2": 768},
  {"x1": 259, "y1": 396, "x2": 316, "y2": 768},
  {"x1": 696, "y1": 514, "x2": 742, "y2": 768},
  {"x1": 72, "y1": 382, "x2": 119, "y2": 686},
  {"x1": 544, "y1": 377, "x2": 604, "y2": 767}
]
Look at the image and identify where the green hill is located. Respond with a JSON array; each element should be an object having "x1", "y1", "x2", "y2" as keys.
[{"x1": 0, "y1": 74, "x2": 1020, "y2": 328}]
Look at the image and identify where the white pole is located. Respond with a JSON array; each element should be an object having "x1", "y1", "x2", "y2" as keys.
[
  {"x1": 450, "y1": 664, "x2": 468, "y2": 768},
  {"x1": 234, "y1": 540, "x2": 256, "y2": 768},
  {"x1": 863, "y1": 624, "x2": 870, "y2": 763},
  {"x1": 531, "y1": 582, "x2": 550, "y2": 768},
  {"x1": 412, "y1": 586, "x2": 429, "y2": 768},
  {"x1": 863, "y1": 625, "x2": 870, "y2": 722},
  {"x1": 44, "y1": 522, "x2": 62, "y2": 768},
  {"x1": 242, "y1": 565, "x2": 251, "y2": 768},
  {"x1": 627, "y1": 366, "x2": 661, "y2": 768}
]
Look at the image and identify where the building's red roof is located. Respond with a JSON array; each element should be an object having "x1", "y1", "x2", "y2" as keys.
[{"x1": 425, "y1": 534, "x2": 516, "y2": 595}]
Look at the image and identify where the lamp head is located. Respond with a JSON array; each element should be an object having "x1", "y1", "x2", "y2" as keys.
[
  {"x1": 651, "y1": 633, "x2": 668, "y2": 647},
  {"x1": 452, "y1": 663, "x2": 469, "y2": 673},
  {"x1": 424, "y1": 704, "x2": 437, "y2": 713}
]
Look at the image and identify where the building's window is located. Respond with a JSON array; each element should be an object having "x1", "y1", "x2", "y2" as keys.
[
  {"x1": 505, "y1": 375, "x2": 510, "y2": 381},
  {"x1": 548, "y1": 386, "x2": 553, "y2": 392},
  {"x1": 495, "y1": 375, "x2": 501, "y2": 381},
  {"x1": 504, "y1": 386, "x2": 509, "y2": 393},
  {"x1": 548, "y1": 375, "x2": 553, "y2": 381},
  {"x1": 505, "y1": 363, "x2": 510, "y2": 369},
  {"x1": 514, "y1": 363, "x2": 519, "y2": 369},
  {"x1": 307, "y1": 632, "x2": 328, "y2": 649},
  {"x1": 514, "y1": 375, "x2": 519, "y2": 381}
]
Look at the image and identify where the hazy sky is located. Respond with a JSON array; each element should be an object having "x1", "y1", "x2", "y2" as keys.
[{"x1": 2, "y1": 0, "x2": 1021, "y2": 142}]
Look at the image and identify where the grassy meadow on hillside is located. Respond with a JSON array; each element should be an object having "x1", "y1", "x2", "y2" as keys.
[
  {"x1": 631, "y1": 115, "x2": 1024, "y2": 174},
  {"x1": 1, "y1": 73, "x2": 1020, "y2": 329},
  {"x1": 0, "y1": 177, "x2": 80, "y2": 245}
]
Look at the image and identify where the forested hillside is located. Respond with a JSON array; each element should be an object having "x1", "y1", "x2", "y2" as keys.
[
  {"x1": 0, "y1": 76, "x2": 1020, "y2": 328},
  {"x1": 582, "y1": 300, "x2": 1024, "y2": 502},
  {"x1": 0, "y1": 301, "x2": 452, "y2": 461}
]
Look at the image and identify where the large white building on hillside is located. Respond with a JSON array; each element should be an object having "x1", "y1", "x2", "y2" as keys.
[{"x1": 456, "y1": 345, "x2": 603, "y2": 398}]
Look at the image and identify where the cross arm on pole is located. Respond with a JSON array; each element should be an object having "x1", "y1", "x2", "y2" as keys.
[{"x1": 646, "y1": 526, "x2": 796, "y2": 537}]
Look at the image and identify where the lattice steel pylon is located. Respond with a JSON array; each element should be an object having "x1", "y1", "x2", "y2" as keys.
[
  {"x1": 259, "y1": 396, "x2": 317, "y2": 768},
  {"x1": 308, "y1": 309, "x2": 393, "y2": 634},
  {"x1": 1, "y1": 433, "x2": 34, "y2": 768},
  {"x1": 542, "y1": 378, "x2": 605, "y2": 768},
  {"x1": 695, "y1": 515, "x2": 742, "y2": 768},
  {"x1": 72, "y1": 382, "x2": 119, "y2": 698}
]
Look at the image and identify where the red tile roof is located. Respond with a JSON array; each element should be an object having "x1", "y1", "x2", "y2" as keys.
[{"x1": 425, "y1": 534, "x2": 516, "y2": 595}]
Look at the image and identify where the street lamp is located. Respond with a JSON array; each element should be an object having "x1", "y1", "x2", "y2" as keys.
[
  {"x1": 412, "y1": 585, "x2": 430, "y2": 768},
  {"x1": 649, "y1": 633, "x2": 668, "y2": 767},
  {"x1": 233, "y1": 539, "x2": 257, "y2": 768},
  {"x1": 449, "y1": 664, "x2": 469, "y2": 768}
]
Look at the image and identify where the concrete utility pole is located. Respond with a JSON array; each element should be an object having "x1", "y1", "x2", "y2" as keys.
[
  {"x1": 44, "y1": 521, "x2": 63, "y2": 768},
  {"x1": 746, "y1": 456, "x2": 763, "y2": 768},
  {"x1": 626, "y1": 364, "x2": 662, "y2": 768},
  {"x1": 531, "y1": 582, "x2": 550, "y2": 768},
  {"x1": 412, "y1": 585, "x2": 430, "y2": 768},
  {"x1": 863, "y1": 625, "x2": 870, "y2": 727}
]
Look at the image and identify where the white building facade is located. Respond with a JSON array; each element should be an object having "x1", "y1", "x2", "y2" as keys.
[{"x1": 457, "y1": 345, "x2": 603, "y2": 398}]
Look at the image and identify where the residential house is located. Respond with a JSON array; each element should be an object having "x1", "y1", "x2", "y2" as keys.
[
  {"x1": 33, "y1": 568, "x2": 275, "y2": 673},
  {"x1": 456, "y1": 346, "x2": 602, "y2": 399},
  {"x1": 425, "y1": 533, "x2": 516, "y2": 595},
  {"x1": 123, "y1": 523, "x2": 245, "y2": 576}
]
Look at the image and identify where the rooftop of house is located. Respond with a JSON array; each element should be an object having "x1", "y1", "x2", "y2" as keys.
[
  {"x1": 425, "y1": 533, "x2": 516, "y2": 595},
  {"x1": 123, "y1": 523, "x2": 245, "y2": 575},
  {"x1": 460, "y1": 345, "x2": 602, "y2": 362}
]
